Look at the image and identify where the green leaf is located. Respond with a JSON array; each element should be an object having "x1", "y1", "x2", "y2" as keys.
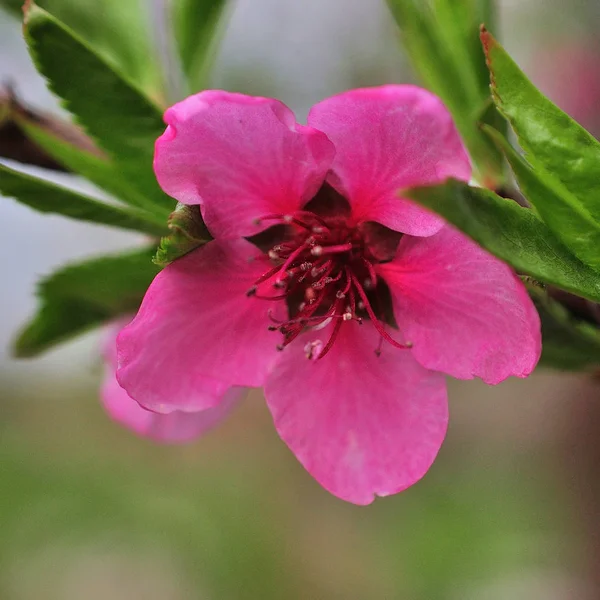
[
  {"x1": 481, "y1": 27, "x2": 600, "y2": 223},
  {"x1": 0, "y1": 85, "x2": 105, "y2": 172},
  {"x1": 386, "y1": 0, "x2": 504, "y2": 185},
  {"x1": 14, "y1": 247, "x2": 159, "y2": 357},
  {"x1": 2, "y1": 0, "x2": 164, "y2": 100},
  {"x1": 15, "y1": 115, "x2": 162, "y2": 213},
  {"x1": 387, "y1": 0, "x2": 470, "y2": 109},
  {"x1": 0, "y1": 162, "x2": 168, "y2": 235},
  {"x1": 406, "y1": 179, "x2": 600, "y2": 302},
  {"x1": 23, "y1": 1, "x2": 173, "y2": 217},
  {"x1": 154, "y1": 203, "x2": 211, "y2": 267},
  {"x1": 40, "y1": 0, "x2": 164, "y2": 101},
  {"x1": 172, "y1": 0, "x2": 229, "y2": 93},
  {"x1": 529, "y1": 287, "x2": 600, "y2": 370},
  {"x1": 483, "y1": 125, "x2": 600, "y2": 271}
]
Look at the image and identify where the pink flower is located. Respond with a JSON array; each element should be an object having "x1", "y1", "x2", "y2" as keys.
[
  {"x1": 101, "y1": 319, "x2": 240, "y2": 443},
  {"x1": 116, "y1": 86, "x2": 541, "y2": 504},
  {"x1": 532, "y1": 41, "x2": 600, "y2": 137}
]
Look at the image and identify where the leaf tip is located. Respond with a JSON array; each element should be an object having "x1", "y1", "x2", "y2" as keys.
[
  {"x1": 12, "y1": 328, "x2": 36, "y2": 359},
  {"x1": 22, "y1": 0, "x2": 43, "y2": 40},
  {"x1": 22, "y1": 0, "x2": 35, "y2": 23},
  {"x1": 479, "y1": 25, "x2": 495, "y2": 56}
]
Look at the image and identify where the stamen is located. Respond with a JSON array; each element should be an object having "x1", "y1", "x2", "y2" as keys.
[
  {"x1": 279, "y1": 241, "x2": 313, "y2": 273},
  {"x1": 311, "y1": 242, "x2": 353, "y2": 256},
  {"x1": 316, "y1": 318, "x2": 343, "y2": 359},
  {"x1": 349, "y1": 272, "x2": 411, "y2": 350},
  {"x1": 253, "y1": 292, "x2": 289, "y2": 301},
  {"x1": 361, "y1": 258, "x2": 378, "y2": 289},
  {"x1": 304, "y1": 340, "x2": 323, "y2": 360},
  {"x1": 254, "y1": 265, "x2": 283, "y2": 285},
  {"x1": 293, "y1": 210, "x2": 330, "y2": 228},
  {"x1": 249, "y1": 207, "x2": 405, "y2": 357}
]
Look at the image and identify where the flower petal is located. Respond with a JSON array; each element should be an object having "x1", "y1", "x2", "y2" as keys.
[
  {"x1": 264, "y1": 321, "x2": 448, "y2": 505},
  {"x1": 307, "y1": 85, "x2": 471, "y2": 236},
  {"x1": 117, "y1": 239, "x2": 283, "y2": 413},
  {"x1": 154, "y1": 90, "x2": 335, "y2": 239},
  {"x1": 378, "y1": 226, "x2": 542, "y2": 384},
  {"x1": 102, "y1": 320, "x2": 240, "y2": 443}
]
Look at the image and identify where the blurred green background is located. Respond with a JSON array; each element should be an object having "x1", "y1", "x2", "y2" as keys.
[{"x1": 2, "y1": 1, "x2": 600, "y2": 598}]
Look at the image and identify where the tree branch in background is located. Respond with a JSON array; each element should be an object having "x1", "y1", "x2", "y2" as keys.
[{"x1": 0, "y1": 83, "x2": 102, "y2": 171}]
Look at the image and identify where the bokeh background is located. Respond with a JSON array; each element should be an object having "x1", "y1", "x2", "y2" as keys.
[{"x1": 2, "y1": 1, "x2": 600, "y2": 598}]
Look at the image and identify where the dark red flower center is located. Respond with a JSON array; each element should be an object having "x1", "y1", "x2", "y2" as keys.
[{"x1": 246, "y1": 184, "x2": 411, "y2": 359}]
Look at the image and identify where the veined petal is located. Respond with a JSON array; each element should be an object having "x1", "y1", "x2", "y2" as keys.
[
  {"x1": 378, "y1": 226, "x2": 542, "y2": 384},
  {"x1": 308, "y1": 85, "x2": 471, "y2": 236},
  {"x1": 117, "y1": 239, "x2": 283, "y2": 413},
  {"x1": 154, "y1": 90, "x2": 335, "y2": 239},
  {"x1": 102, "y1": 320, "x2": 241, "y2": 442},
  {"x1": 264, "y1": 321, "x2": 448, "y2": 505}
]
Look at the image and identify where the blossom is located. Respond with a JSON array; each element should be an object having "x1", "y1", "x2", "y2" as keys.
[
  {"x1": 101, "y1": 318, "x2": 240, "y2": 443},
  {"x1": 532, "y1": 41, "x2": 600, "y2": 137},
  {"x1": 116, "y1": 86, "x2": 541, "y2": 504}
]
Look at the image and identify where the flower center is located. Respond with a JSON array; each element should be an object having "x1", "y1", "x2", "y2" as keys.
[{"x1": 246, "y1": 187, "x2": 411, "y2": 359}]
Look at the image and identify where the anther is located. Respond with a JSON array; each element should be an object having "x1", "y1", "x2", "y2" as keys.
[
  {"x1": 311, "y1": 246, "x2": 323, "y2": 256},
  {"x1": 336, "y1": 290, "x2": 346, "y2": 299},
  {"x1": 300, "y1": 262, "x2": 312, "y2": 271},
  {"x1": 304, "y1": 340, "x2": 323, "y2": 360},
  {"x1": 282, "y1": 214, "x2": 293, "y2": 223},
  {"x1": 363, "y1": 278, "x2": 375, "y2": 290},
  {"x1": 312, "y1": 226, "x2": 325, "y2": 234},
  {"x1": 342, "y1": 312, "x2": 352, "y2": 321},
  {"x1": 268, "y1": 249, "x2": 279, "y2": 260}
]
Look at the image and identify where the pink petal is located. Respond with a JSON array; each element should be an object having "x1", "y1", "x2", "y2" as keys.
[
  {"x1": 117, "y1": 239, "x2": 282, "y2": 413},
  {"x1": 154, "y1": 90, "x2": 335, "y2": 239},
  {"x1": 102, "y1": 322, "x2": 241, "y2": 442},
  {"x1": 377, "y1": 226, "x2": 542, "y2": 384},
  {"x1": 264, "y1": 321, "x2": 448, "y2": 505},
  {"x1": 307, "y1": 85, "x2": 471, "y2": 236}
]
